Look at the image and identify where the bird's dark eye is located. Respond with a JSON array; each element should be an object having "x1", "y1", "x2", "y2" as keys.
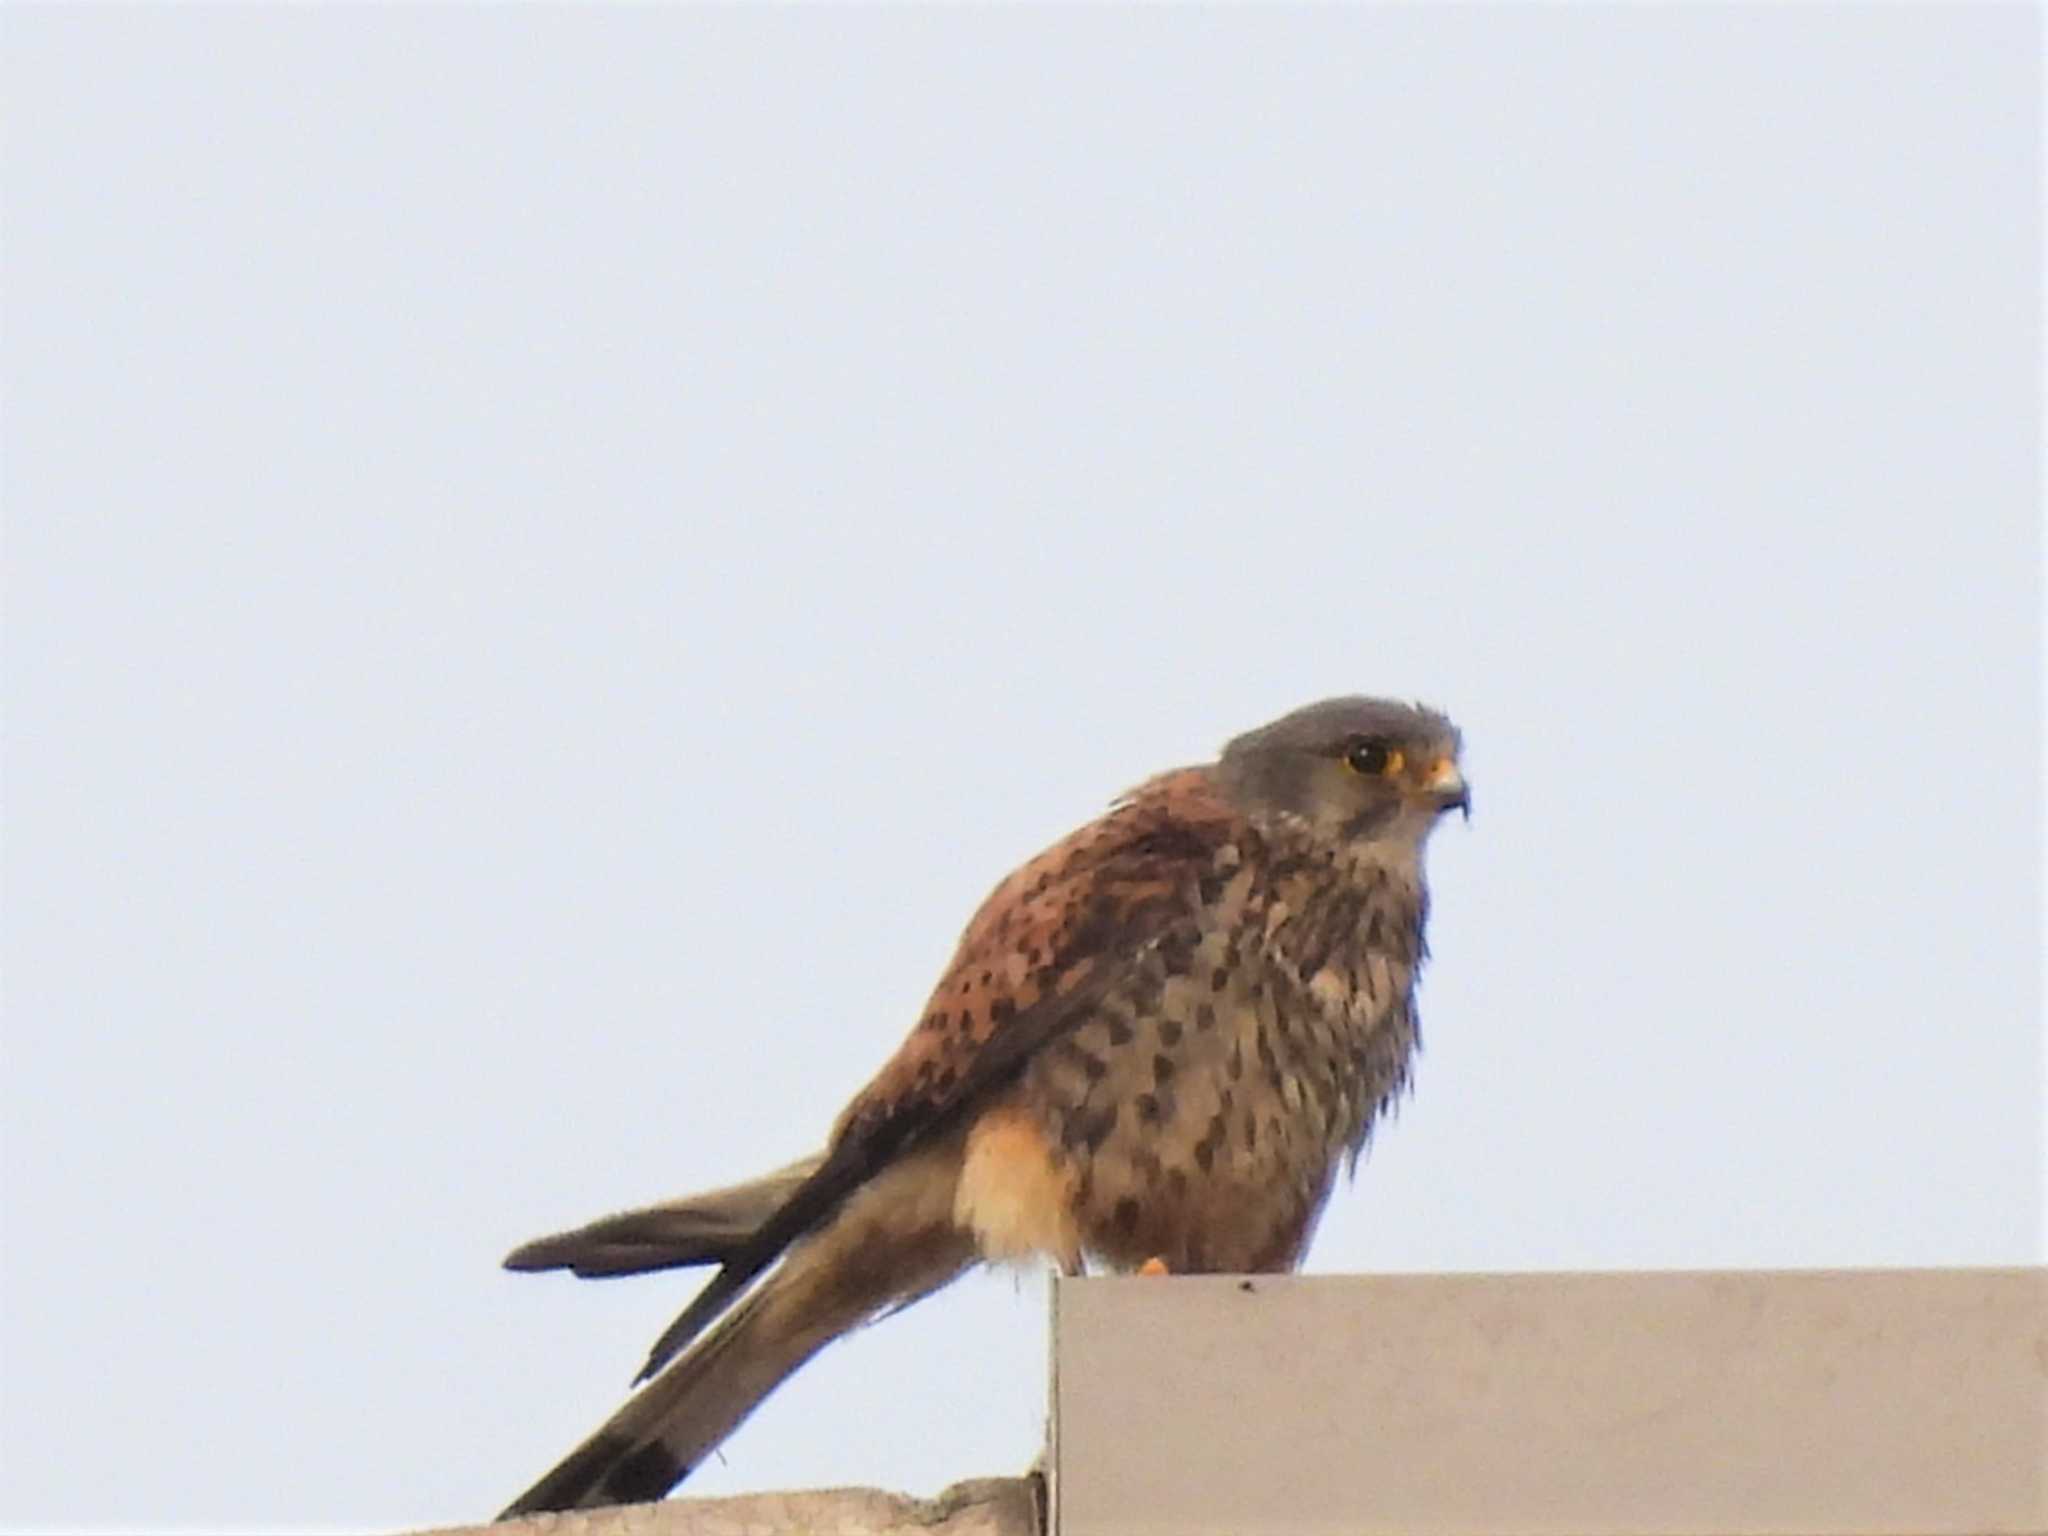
[{"x1": 1343, "y1": 739, "x2": 1401, "y2": 776}]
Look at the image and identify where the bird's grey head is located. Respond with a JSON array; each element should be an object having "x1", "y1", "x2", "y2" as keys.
[{"x1": 1214, "y1": 696, "x2": 1468, "y2": 848}]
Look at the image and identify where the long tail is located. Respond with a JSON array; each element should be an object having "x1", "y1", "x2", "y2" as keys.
[
  {"x1": 504, "y1": 1157, "x2": 825, "y2": 1279},
  {"x1": 500, "y1": 1149, "x2": 975, "y2": 1518}
]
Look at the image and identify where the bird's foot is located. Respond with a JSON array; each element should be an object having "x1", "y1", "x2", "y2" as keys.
[{"x1": 1137, "y1": 1257, "x2": 1170, "y2": 1276}]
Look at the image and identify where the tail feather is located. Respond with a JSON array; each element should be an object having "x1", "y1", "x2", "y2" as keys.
[
  {"x1": 501, "y1": 1149, "x2": 974, "y2": 1518},
  {"x1": 504, "y1": 1157, "x2": 824, "y2": 1279},
  {"x1": 501, "y1": 1280, "x2": 781, "y2": 1515}
]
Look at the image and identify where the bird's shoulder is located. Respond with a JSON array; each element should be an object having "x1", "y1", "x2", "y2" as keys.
[{"x1": 834, "y1": 766, "x2": 1249, "y2": 1143}]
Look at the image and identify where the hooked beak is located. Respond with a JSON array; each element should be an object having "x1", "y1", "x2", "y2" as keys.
[{"x1": 1424, "y1": 755, "x2": 1471, "y2": 821}]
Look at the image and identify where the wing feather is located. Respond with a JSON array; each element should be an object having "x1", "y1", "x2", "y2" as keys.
[{"x1": 632, "y1": 768, "x2": 1242, "y2": 1379}]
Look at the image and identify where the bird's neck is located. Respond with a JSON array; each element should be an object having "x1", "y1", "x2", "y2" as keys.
[{"x1": 1248, "y1": 814, "x2": 1431, "y2": 969}]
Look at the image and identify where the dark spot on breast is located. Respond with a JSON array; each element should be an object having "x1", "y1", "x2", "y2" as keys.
[
  {"x1": 1195, "y1": 1002, "x2": 1217, "y2": 1032},
  {"x1": 1105, "y1": 1016, "x2": 1134, "y2": 1046},
  {"x1": 990, "y1": 997, "x2": 1016, "y2": 1025},
  {"x1": 1135, "y1": 1092, "x2": 1162, "y2": 1125},
  {"x1": 1125, "y1": 971, "x2": 1164, "y2": 1014},
  {"x1": 1158, "y1": 1019, "x2": 1183, "y2": 1047},
  {"x1": 1063, "y1": 1102, "x2": 1120, "y2": 1152},
  {"x1": 1056, "y1": 1040, "x2": 1105, "y2": 1089},
  {"x1": 1157, "y1": 927, "x2": 1197, "y2": 976},
  {"x1": 1242, "y1": 1112, "x2": 1259, "y2": 1150},
  {"x1": 1210, "y1": 966, "x2": 1229, "y2": 993},
  {"x1": 1113, "y1": 1197, "x2": 1141, "y2": 1234},
  {"x1": 1152, "y1": 1053, "x2": 1176, "y2": 1085}
]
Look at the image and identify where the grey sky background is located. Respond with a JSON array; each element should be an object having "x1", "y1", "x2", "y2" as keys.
[{"x1": 4, "y1": 6, "x2": 2040, "y2": 1532}]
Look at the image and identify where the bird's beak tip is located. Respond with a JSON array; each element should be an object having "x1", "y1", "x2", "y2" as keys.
[{"x1": 1424, "y1": 756, "x2": 1469, "y2": 822}]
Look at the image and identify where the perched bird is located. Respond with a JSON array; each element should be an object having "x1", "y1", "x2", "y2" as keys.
[{"x1": 499, "y1": 696, "x2": 1468, "y2": 1518}]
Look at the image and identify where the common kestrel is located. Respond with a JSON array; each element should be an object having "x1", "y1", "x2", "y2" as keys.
[{"x1": 499, "y1": 697, "x2": 1468, "y2": 1517}]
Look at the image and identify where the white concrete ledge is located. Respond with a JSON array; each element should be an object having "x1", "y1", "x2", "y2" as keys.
[{"x1": 1051, "y1": 1267, "x2": 2047, "y2": 1536}]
